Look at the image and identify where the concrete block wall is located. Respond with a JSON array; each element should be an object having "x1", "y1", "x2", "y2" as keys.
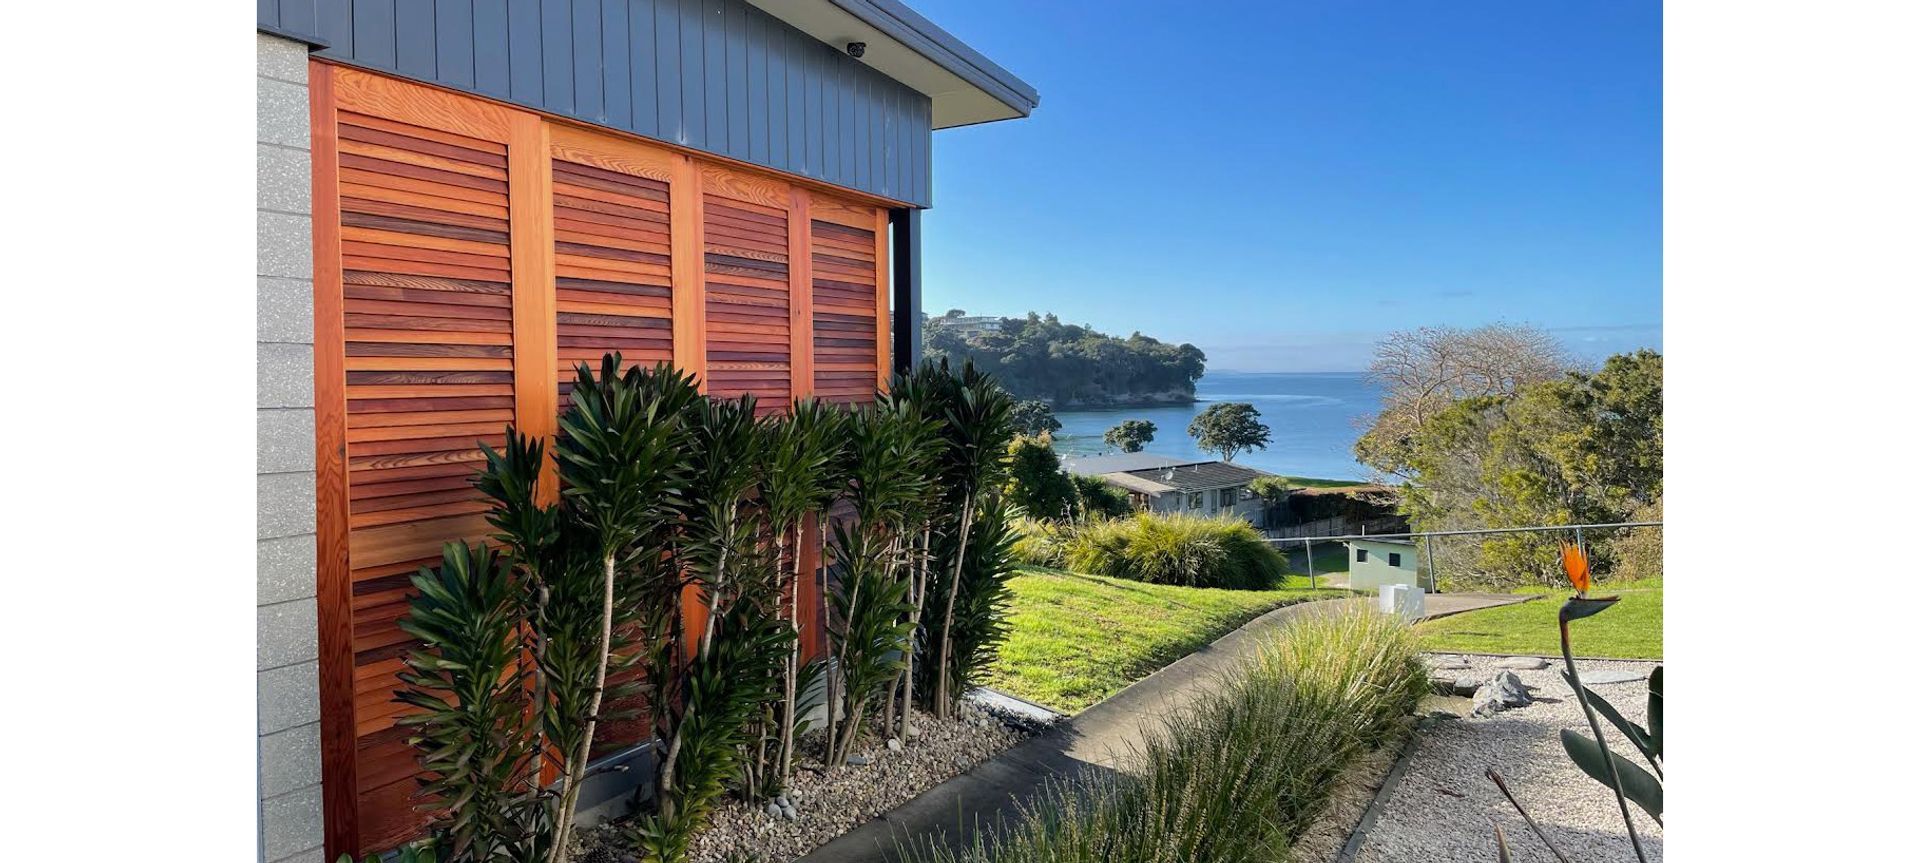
[{"x1": 257, "y1": 31, "x2": 324, "y2": 863}]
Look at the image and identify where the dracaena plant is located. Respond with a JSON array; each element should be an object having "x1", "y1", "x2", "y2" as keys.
[
  {"x1": 821, "y1": 401, "x2": 929, "y2": 764},
  {"x1": 394, "y1": 543, "x2": 544, "y2": 863},
  {"x1": 540, "y1": 356, "x2": 699, "y2": 861},
  {"x1": 825, "y1": 518, "x2": 916, "y2": 764},
  {"x1": 925, "y1": 360, "x2": 1015, "y2": 717},
  {"x1": 934, "y1": 495, "x2": 1020, "y2": 701},
  {"x1": 634, "y1": 393, "x2": 797, "y2": 860},
  {"x1": 873, "y1": 378, "x2": 948, "y2": 743},
  {"x1": 756, "y1": 399, "x2": 845, "y2": 789}
]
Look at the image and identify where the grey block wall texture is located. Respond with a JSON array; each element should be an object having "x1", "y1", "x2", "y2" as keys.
[{"x1": 258, "y1": 31, "x2": 324, "y2": 863}]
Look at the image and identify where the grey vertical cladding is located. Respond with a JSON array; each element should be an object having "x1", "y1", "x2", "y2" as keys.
[
  {"x1": 700, "y1": 0, "x2": 725, "y2": 150},
  {"x1": 508, "y1": 0, "x2": 543, "y2": 104},
  {"x1": 542, "y1": 0, "x2": 575, "y2": 112},
  {"x1": 270, "y1": 0, "x2": 933, "y2": 206},
  {"x1": 395, "y1": 0, "x2": 435, "y2": 78},
  {"x1": 744, "y1": 9, "x2": 767, "y2": 164},
  {"x1": 355, "y1": 0, "x2": 398, "y2": 69},
  {"x1": 602, "y1": 0, "x2": 632, "y2": 128},
  {"x1": 473, "y1": 0, "x2": 511, "y2": 98},
  {"x1": 679, "y1": 0, "x2": 705, "y2": 150},
  {"x1": 437, "y1": 0, "x2": 477, "y2": 90},
  {"x1": 573, "y1": 0, "x2": 604, "y2": 122}
]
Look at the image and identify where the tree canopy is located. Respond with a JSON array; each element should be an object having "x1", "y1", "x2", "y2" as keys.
[
  {"x1": 1366, "y1": 342, "x2": 1664, "y2": 588},
  {"x1": 1104, "y1": 419, "x2": 1157, "y2": 453},
  {"x1": 924, "y1": 311, "x2": 1206, "y2": 407},
  {"x1": 1355, "y1": 323, "x2": 1570, "y2": 479},
  {"x1": 1187, "y1": 403, "x2": 1271, "y2": 463},
  {"x1": 1010, "y1": 400, "x2": 1062, "y2": 437}
]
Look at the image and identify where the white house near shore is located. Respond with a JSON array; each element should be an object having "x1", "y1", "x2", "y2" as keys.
[{"x1": 1062, "y1": 453, "x2": 1269, "y2": 522}]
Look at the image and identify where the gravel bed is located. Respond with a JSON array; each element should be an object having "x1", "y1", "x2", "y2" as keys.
[
  {"x1": 578, "y1": 702, "x2": 1029, "y2": 863},
  {"x1": 1353, "y1": 654, "x2": 1663, "y2": 863}
]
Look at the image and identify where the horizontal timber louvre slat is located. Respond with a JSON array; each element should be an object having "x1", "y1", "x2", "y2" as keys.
[{"x1": 311, "y1": 61, "x2": 890, "y2": 859}]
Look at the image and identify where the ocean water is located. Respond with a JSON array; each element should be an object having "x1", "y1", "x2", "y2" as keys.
[{"x1": 1050, "y1": 371, "x2": 1383, "y2": 481}]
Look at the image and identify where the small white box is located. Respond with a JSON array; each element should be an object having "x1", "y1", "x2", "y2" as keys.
[{"x1": 1379, "y1": 584, "x2": 1425, "y2": 618}]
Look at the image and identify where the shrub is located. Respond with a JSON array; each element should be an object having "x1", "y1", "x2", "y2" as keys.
[
  {"x1": 1062, "y1": 513, "x2": 1286, "y2": 589},
  {"x1": 1009, "y1": 516, "x2": 1069, "y2": 568},
  {"x1": 1612, "y1": 496, "x2": 1663, "y2": 583},
  {"x1": 1069, "y1": 474, "x2": 1132, "y2": 519},
  {"x1": 1004, "y1": 434, "x2": 1076, "y2": 519},
  {"x1": 910, "y1": 609, "x2": 1427, "y2": 863}
]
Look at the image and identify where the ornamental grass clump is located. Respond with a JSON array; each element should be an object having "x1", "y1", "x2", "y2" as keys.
[
  {"x1": 1062, "y1": 512, "x2": 1286, "y2": 590},
  {"x1": 911, "y1": 608, "x2": 1427, "y2": 863}
]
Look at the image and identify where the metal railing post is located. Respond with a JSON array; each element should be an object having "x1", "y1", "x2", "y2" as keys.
[
  {"x1": 1423, "y1": 534, "x2": 1438, "y2": 594},
  {"x1": 1305, "y1": 537, "x2": 1316, "y2": 589}
]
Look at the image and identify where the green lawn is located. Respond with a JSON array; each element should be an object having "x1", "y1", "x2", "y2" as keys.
[
  {"x1": 1286, "y1": 542, "x2": 1351, "y2": 579},
  {"x1": 984, "y1": 567, "x2": 1347, "y2": 713},
  {"x1": 1418, "y1": 578, "x2": 1663, "y2": 659}
]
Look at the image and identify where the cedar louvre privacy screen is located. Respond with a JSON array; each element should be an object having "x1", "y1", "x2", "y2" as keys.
[{"x1": 311, "y1": 61, "x2": 891, "y2": 856}]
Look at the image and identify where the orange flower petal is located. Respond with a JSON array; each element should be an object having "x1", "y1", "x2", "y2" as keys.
[{"x1": 1560, "y1": 542, "x2": 1592, "y2": 594}]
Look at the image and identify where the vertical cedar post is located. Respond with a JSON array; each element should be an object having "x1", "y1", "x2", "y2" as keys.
[
  {"x1": 308, "y1": 60, "x2": 360, "y2": 862},
  {"x1": 507, "y1": 112, "x2": 559, "y2": 498},
  {"x1": 789, "y1": 187, "x2": 815, "y2": 399},
  {"x1": 670, "y1": 154, "x2": 708, "y2": 391},
  {"x1": 888, "y1": 208, "x2": 922, "y2": 374}
]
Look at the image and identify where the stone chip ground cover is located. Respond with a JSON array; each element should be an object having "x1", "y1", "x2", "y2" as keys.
[
  {"x1": 579, "y1": 704, "x2": 1029, "y2": 863},
  {"x1": 685, "y1": 706, "x2": 1027, "y2": 863},
  {"x1": 1351, "y1": 654, "x2": 1663, "y2": 863}
]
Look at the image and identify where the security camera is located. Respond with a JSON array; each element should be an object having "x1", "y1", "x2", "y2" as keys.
[{"x1": 847, "y1": 42, "x2": 866, "y2": 58}]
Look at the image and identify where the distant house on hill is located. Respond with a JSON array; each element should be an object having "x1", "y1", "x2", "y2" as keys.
[
  {"x1": 943, "y1": 315, "x2": 1004, "y2": 339},
  {"x1": 1063, "y1": 453, "x2": 1269, "y2": 521}
]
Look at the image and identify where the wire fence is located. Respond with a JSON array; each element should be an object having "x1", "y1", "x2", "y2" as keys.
[{"x1": 1264, "y1": 521, "x2": 1664, "y2": 592}]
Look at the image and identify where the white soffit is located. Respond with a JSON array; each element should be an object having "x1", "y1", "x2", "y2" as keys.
[{"x1": 749, "y1": 0, "x2": 1032, "y2": 128}]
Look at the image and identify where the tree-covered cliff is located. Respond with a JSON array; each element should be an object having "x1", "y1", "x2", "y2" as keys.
[{"x1": 923, "y1": 311, "x2": 1206, "y2": 407}]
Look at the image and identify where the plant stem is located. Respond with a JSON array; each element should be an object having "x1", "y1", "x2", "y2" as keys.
[
  {"x1": 934, "y1": 496, "x2": 975, "y2": 717},
  {"x1": 549, "y1": 551, "x2": 617, "y2": 863},
  {"x1": 900, "y1": 524, "x2": 930, "y2": 738},
  {"x1": 1486, "y1": 768, "x2": 1572, "y2": 863},
  {"x1": 776, "y1": 523, "x2": 800, "y2": 785},
  {"x1": 1561, "y1": 615, "x2": 1649, "y2": 863},
  {"x1": 820, "y1": 516, "x2": 839, "y2": 766}
]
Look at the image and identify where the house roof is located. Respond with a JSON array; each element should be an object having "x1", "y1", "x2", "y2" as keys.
[
  {"x1": 747, "y1": 0, "x2": 1040, "y2": 127},
  {"x1": 1061, "y1": 452, "x2": 1187, "y2": 476},
  {"x1": 1350, "y1": 537, "x2": 1417, "y2": 548},
  {"x1": 1105, "y1": 460, "x2": 1271, "y2": 494}
]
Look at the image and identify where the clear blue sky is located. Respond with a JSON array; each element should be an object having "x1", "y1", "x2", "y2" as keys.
[{"x1": 911, "y1": 1, "x2": 1662, "y2": 372}]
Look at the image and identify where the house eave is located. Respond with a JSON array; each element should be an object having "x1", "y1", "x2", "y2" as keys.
[{"x1": 748, "y1": 0, "x2": 1039, "y2": 128}]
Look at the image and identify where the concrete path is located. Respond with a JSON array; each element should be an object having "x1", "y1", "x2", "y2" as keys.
[{"x1": 796, "y1": 592, "x2": 1533, "y2": 863}]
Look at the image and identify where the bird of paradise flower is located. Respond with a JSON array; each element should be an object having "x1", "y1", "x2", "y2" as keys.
[{"x1": 1490, "y1": 539, "x2": 1662, "y2": 863}]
